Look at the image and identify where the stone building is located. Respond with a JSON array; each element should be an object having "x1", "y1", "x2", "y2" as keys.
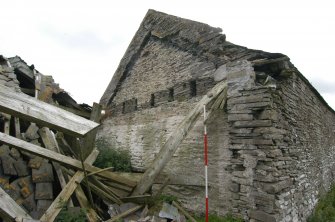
[{"x1": 99, "y1": 10, "x2": 335, "y2": 221}]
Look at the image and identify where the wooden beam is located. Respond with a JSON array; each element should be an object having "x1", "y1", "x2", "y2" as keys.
[
  {"x1": 74, "y1": 184, "x2": 101, "y2": 222},
  {"x1": 105, "y1": 205, "x2": 143, "y2": 222},
  {"x1": 81, "y1": 102, "x2": 102, "y2": 159},
  {"x1": 14, "y1": 117, "x2": 21, "y2": 139},
  {"x1": 0, "y1": 132, "x2": 137, "y2": 187},
  {"x1": 56, "y1": 105, "x2": 91, "y2": 119},
  {"x1": 132, "y1": 81, "x2": 227, "y2": 195},
  {"x1": 0, "y1": 85, "x2": 99, "y2": 137},
  {"x1": 172, "y1": 201, "x2": 197, "y2": 222},
  {"x1": 0, "y1": 186, "x2": 32, "y2": 220},
  {"x1": 39, "y1": 127, "x2": 74, "y2": 207},
  {"x1": 40, "y1": 149, "x2": 99, "y2": 222}
]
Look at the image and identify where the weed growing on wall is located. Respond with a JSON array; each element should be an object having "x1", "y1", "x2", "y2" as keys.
[{"x1": 94, "y1": 137, "x2": 132, "y2": 172}]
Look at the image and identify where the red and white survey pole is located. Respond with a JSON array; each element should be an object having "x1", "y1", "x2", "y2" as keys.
[{"x1": 203, "y1": 105, "x2": 209, "y2": 222}]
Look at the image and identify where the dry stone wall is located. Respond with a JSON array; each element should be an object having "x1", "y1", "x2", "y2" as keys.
[{"x1": 271, "y1": 74, "x2": 335, "y2": 222}]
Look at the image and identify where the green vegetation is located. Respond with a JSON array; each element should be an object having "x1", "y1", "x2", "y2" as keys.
[
  {"x1": 55, "y1": 208, "x2": 87, "y2": 222},
  {"x1": 158, "y1": 194, "x2": 178, "y2": 203},
  {"x1": 94, "y1": 137, "x2": 132, "y2": 172},
  {"x1": 308, "y1": 185, "x2": 335, "y2": 222},
  {"x1": 192, "y1": 214, "x2": 243, "y2": 222}
]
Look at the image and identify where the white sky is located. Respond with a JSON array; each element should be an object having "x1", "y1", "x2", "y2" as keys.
[{"x1": 1, "y1": 0, "x2": 335, "y2": 110}]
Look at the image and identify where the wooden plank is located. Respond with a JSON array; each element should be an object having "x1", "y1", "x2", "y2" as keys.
[
  {"x1": 132, "y1": 81, "x2": 227, "y2": 195},
  {"x1": 56, "y1": 105, "x2": 91, "y2": 119},
  {"x1": 105, "y1": 205, "x2": 143, "y2": 222},
  {"x1": 81, "y1": 102, "x2": 102, "y2": 159},
  {"x1": 172, "y1": 201, "x2": 197, "y2": 222},
  {"x1": 0, "y1": 85, "x2": 99, "y2": 137},
  {"x1": 0, "y1": 132, "x2": 137, "y2": 187},
  {"x1": 4, "y1": 116, "x2": 10, "y2": 135},
  {"x1": 39, "y1": 149, "x2": 99, "y2": 222},
  {"x1": 74, "y1": 184, "x2": 101, "y2": 222},
  {"x1": 39, "y1": 127, "x2": 74, "y2": 207},
  {"x1": 65, "y1": 169, "x2": 122, "y2": 204},
  {"x1": 14, "y1": 117, "x2": 21, "y2": 139},
  {"x1": 0, "y1": 186, "x2": 32, "y2": 220}
]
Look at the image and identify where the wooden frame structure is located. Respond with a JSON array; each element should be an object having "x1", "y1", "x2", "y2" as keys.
[{"x1": 0, "y1": 85, "x2": 137, "y2": 221}]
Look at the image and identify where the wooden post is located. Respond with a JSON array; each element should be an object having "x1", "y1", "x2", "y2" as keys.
[
  {"x1": 131, "y1": 81, "x2": 227, "y2": 195},
  {"x1": 39, "y1": 127, "x2": 74, "y2": 207},
  {"x1": 39, "y1": 149, "x2": 99, "y2": 222},
  {"x1": 105, "y1": 205, "x2": 143, "y2": 222}
]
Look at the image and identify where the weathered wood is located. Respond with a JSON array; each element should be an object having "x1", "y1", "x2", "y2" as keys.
[
  {"x1": 154, "y1": 177, "x2": 170, "y2": 198},
  {"x1": 81, "y1": 102, "x2": 102, "y2": 158},
  {"x1": 89, "y1": 175, "x2": 122, "y2": 204},
  {"x1": 4, "y1": 117, "x2": 10, "y2": 135},
  {"x1": 120, "y1": 195, "x2": 152, "y2": 204},
  {"x1": 132, "y1": 81, "x2": 227, "y2": 195},
  {"x1": 0, "y1": 132, "x2": 137, "y2": 186},
  {"x1": 0, "y1": 186, "x2": 32, "y2": 220},
  {"x1": 87, "y1": 166, "x2": 114, "y2": 176},
  {"x1": 39, "y1": 127, "x2": 74, "y2": 207},
  {"x1": 172, "y1": 201, "x2": 197, "y2": 222},
  {"x1": 56, "y1": 105, "x2": 91, "y2": 118},
  {"x1": 39, "y1": 149, "x2": 99, "y2": 222},
  {"x1": 0, "y1": 85, "x2": 99, "y2": 137},
  {"x1": 106, "y1": 205, "x2": 143, "y2": 222},
  {"x1": 76, "y1": 138, "x2": 95, "y2": 208},
  {"x1": 74, "y1": 184, "x2": 101, "y2": 222},
  {"x1": 65, "y1": 168, "x2": 123, "y2": 204},
  {"x1": 90, "y1": 102, "x2": 102, "y2": 123},
  {"x1": 14, "y1": 117, "x2": 21, "y2": 139}
]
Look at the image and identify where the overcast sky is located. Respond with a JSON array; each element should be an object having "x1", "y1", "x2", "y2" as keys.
[{"x1": 1, "y1": 0, "x2": 335, "y2": 110}]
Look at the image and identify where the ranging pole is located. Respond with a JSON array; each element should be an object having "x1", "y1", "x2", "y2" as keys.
[{"x1": 203, "y1": 105, "x2": 209, "y2": 222}]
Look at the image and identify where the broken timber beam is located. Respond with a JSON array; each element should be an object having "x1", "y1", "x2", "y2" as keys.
[
  {"x1": 0, "y1": 85, "x2": 99, "y2": 137},
  {"x1": 40, "y1": 149, "x2": 99, "y2": 222},
  {"x1": 0, "y1": 186, "x2": 32, "y2": 221},
  {"x1": 105, "y1": 205, "x2": 143, "y2": 222},
  {"x1": 39, "y1": 127, "x2": 74, "y2": 207},
  {"x1": 132, "y1": 81, "x2": 227, "y2": 195},
  {"x1": 0, "y1": 132, "x2": 137, "y2": 186}
]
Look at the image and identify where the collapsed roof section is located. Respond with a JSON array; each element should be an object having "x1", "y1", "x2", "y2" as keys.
[{"x1": 0, "y1": 55, "x2": 92, "y2": 118}]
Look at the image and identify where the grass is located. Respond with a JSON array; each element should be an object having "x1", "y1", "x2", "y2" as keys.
[
  {"x1": 55, "y1": 207, "x2": 87, "y2": 222},
  {"x1": 94, "y1": 137, "x2": 132, "y2": 172},
  {"x1": 308, "y1": 185, "x2": 335, "y2": 222},
  {"x1": 192, "y1": 214, "x2": 243, "y2": 222}
]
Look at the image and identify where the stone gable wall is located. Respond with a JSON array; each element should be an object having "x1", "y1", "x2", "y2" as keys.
[{"x1": 99, "y1": 38, "x2": 335, "y2": 221}]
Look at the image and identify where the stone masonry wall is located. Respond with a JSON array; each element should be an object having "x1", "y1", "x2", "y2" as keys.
[
  {"x1": 100, "y1": 54, "x2": 335, "y2": 221},
  {"x1": 98, "y1": 38, "x2": 232, "y2": 214},
  {"x1": 271, "y1": 74, "x2": 335, "y2": 222}
]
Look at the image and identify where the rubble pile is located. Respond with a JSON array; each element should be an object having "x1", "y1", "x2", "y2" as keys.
[{"x1": 0, "y1": 56, "x2": 21, "y2": 91}]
